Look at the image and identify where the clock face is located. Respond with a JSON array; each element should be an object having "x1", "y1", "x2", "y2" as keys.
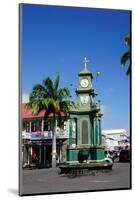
[
  {"x1": 80, "y1": 95, "x2": 89, "y2": 104},
  {"x1": 80, "y1": 79, "x2": 89, "y2": 88}
]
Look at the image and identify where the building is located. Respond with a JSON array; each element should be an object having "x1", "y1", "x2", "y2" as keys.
[
  {"x1": 22, "y1": 106, "x2": 76, "y2": 168},
  {"x1": 102, "y1": 129, "x2": 129, "y2": 151}
]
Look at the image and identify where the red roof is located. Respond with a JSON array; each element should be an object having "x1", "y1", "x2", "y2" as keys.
[{"x1": 22, "y1": 105, "x2": 67, "y2": 119}]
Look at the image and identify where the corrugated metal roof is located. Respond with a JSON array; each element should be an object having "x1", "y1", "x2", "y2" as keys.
[{"x1": 22, "y1": 104, "x2": 67, "y2": 119}]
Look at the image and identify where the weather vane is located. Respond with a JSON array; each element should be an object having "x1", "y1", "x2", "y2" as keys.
[{"x1": 83, "y1": 57, "x2": 89, "y2": 69}]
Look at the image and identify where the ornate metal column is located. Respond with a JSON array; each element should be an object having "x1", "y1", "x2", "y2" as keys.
[
  {"x1": 77, "y1": 119, "x2": 80, "y2": 146},
  {"x1": 93, "y1": 118, "x2": 96, "y2": 145},
  {"x1": 99, "y1": 119, "x2": 102, "y2": 145},
  {"x1": 91, "y1": 119, "x2": 94, "y2": 145},
  {"x1": 74, "y1": 118, "x2": 78, "y2": 146},
  {"x1": 95, "y1": 118, "x2": 99, "y2": 144}
]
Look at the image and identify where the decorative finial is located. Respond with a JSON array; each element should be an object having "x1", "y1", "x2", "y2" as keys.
[{"x1": 83, "y1": 57, "x2": 89, "y2": 69}]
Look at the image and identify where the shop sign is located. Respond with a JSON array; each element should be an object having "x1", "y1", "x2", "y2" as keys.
[
  {"x1": 43, "y1": 131, "x2": 52, "y2": 138},
  {"x1": 31, "y1": 131, "x2": 42, "y2": 138}
]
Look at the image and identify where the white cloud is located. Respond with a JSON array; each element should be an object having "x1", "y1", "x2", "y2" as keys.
[{"x1": 22, "y1": 93, "x2": 29, "y2": 103}]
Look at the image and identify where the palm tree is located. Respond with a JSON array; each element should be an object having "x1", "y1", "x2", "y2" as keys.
[
  {"x1": 25, "y1": 74, "x2": 74, "y2": 168},
  {"x1": 120, "y1": 35, "x2": 131, "y2": 75}
]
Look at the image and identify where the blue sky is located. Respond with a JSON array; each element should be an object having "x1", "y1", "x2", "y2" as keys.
[{"x1": 22, "y1": 4, "x2": 130, "y2": 133}]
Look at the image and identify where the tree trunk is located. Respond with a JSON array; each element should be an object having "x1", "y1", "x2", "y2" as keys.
[
  {"x1": 51, "y1": 116, "x2": 57, "y2": 168},
  {"x1": 52, "y1": 128, "x2": 57, "y2": 168}
]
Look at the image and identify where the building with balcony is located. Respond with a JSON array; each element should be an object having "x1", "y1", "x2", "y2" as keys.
[
  {"x1": 102, "y1": 129, "x2": 129, "y2": 151},
  {"x1": 22, "y1": 105, "x2": 76, "y2": 168}
]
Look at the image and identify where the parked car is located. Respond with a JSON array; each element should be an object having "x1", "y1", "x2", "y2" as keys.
[
  {"x1": 104, "y1": 157, "x2": 113, "y2": 164},
  {"x1": 119, "y1": 149, "x2": 131, "y2": 162},
  {"x1": 112, "y1": 151, "x2": 120, "y2": 162},
  {"x1": 105, "y1": 151, "x2": 114, "y2": 161}
]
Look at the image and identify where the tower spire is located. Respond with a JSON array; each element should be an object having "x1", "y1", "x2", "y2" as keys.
[{"x1": 83, "y1": 57, "x2": 89, "y2": 69}]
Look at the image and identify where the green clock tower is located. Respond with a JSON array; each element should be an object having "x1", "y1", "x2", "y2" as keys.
[{"x1": 67, "y1": 57, "x2": 105, "y2": 164}]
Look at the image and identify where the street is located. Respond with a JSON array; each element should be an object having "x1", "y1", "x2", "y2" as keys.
[{"x1": 21, "y1": 162, "x2": 131, "y2": 195}]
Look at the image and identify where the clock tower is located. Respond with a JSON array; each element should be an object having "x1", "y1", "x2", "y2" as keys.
[
  {"x1": 67, "y1": 57, "x2": 105, "y2": 164},
  {"x1": 76, "y1": 57, "x2": 93, "y2": 112}
]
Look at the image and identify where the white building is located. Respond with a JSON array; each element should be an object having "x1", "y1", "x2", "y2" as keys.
[{"x1": 102, "y1": 129, "x2": 129, "y2": 151}]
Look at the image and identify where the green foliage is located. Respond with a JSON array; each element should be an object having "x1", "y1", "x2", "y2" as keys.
[
  {"x1": 120, "y1": 35, "x2": 131, "y2": 76},
  {"x1": 25, "y1": 74, "x2": 74, "y2": 117},
  {"x1": 124, "y1": 35, "x2": 130, "y2": 46}
]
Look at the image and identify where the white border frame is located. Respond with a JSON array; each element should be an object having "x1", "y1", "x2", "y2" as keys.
[{"x1": 0, "y1": 0, "x2": 134, "y2": 200}]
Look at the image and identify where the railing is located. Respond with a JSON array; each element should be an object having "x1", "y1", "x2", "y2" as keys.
[{"x1": 22, "y1": 130, "x2": 71, "y2": 139}]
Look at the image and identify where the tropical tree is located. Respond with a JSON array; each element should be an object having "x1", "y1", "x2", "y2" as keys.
[
  {"x1": 25, "y1": 74, "x2": 74, "y2": 168},
  {"x1": 120, "y1": 35, "x2": 131, "y2": 75}
]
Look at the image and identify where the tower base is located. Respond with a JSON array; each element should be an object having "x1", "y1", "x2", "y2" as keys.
[
  {"x1": 58, "y1": 146, "x2": 113, "y2": 176},
  {"x1": 67, "y1": 145, "x2": 105, "y2": 164}
]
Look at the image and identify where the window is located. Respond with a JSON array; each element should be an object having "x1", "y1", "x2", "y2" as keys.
[
  {"x1": 26, "y1": 121, "x2": 30, "y2": 132},
  {"x1": 22, "y1": 121, "x2": 26, "y2": 131},
  {"x1": 44, "y1": 121, "x2": 49, "y2": 131},
  {"x1": 31, "y1": 120, "x2": 42, "y2": 132}
]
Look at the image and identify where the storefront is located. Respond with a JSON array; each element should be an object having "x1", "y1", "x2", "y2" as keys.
[
  {"x1": 22, "y1": 138, "x2": 67, "y2": 168},
  {"x1": 22, "y1": 105, "x2": 77, "y2": 168}
]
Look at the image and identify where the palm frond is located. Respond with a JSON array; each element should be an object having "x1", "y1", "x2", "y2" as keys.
[
  {"x1": 42, "y1": 98, "x2": 60, "y2": 111},
  {"x1": 58, "y1": 87, "x2": 70, "y2": 100},
  {"x1": 32, "y1": 100, "x2": 43, "y2": 115},
  {"x1": 30, "y1": 91, "x2": 45, "y2": 101},
  {"x1": 120, "y1": 51, "x2": 130, "y2": 67},
  {"x1": 25, "y1": 100, "x2": 43, "y2": 115},
  {"x1": 120, "y1": 35, "x2": 131, "y2": 76},
  {"x1": 53, "y1": 74, "x2": 60, "y2": 91},
  {"x1": 32, "y1": 103, "x2": 40, "y2": 115},
  {"x1": 43, "y1": 77, "x2": 54, "y2": 97},
  {"x1": 124, "y1": 35, "x2": 130, "y2": 46},
  {"x1": 126, "y1": 65, "x2": 131, "y2": 76},
  {"x1": 27, "y1": 74, "x2": 74, "y2": 120},
  {"x1": 60, "y1": 100, "x2": 75, "y2": 113},
  {"x1": 30, "y1": 84, "x2": 48, "y2": 101},
  {"x1": 32, "y1": 84, "x2": 45, "y2": 91}
]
